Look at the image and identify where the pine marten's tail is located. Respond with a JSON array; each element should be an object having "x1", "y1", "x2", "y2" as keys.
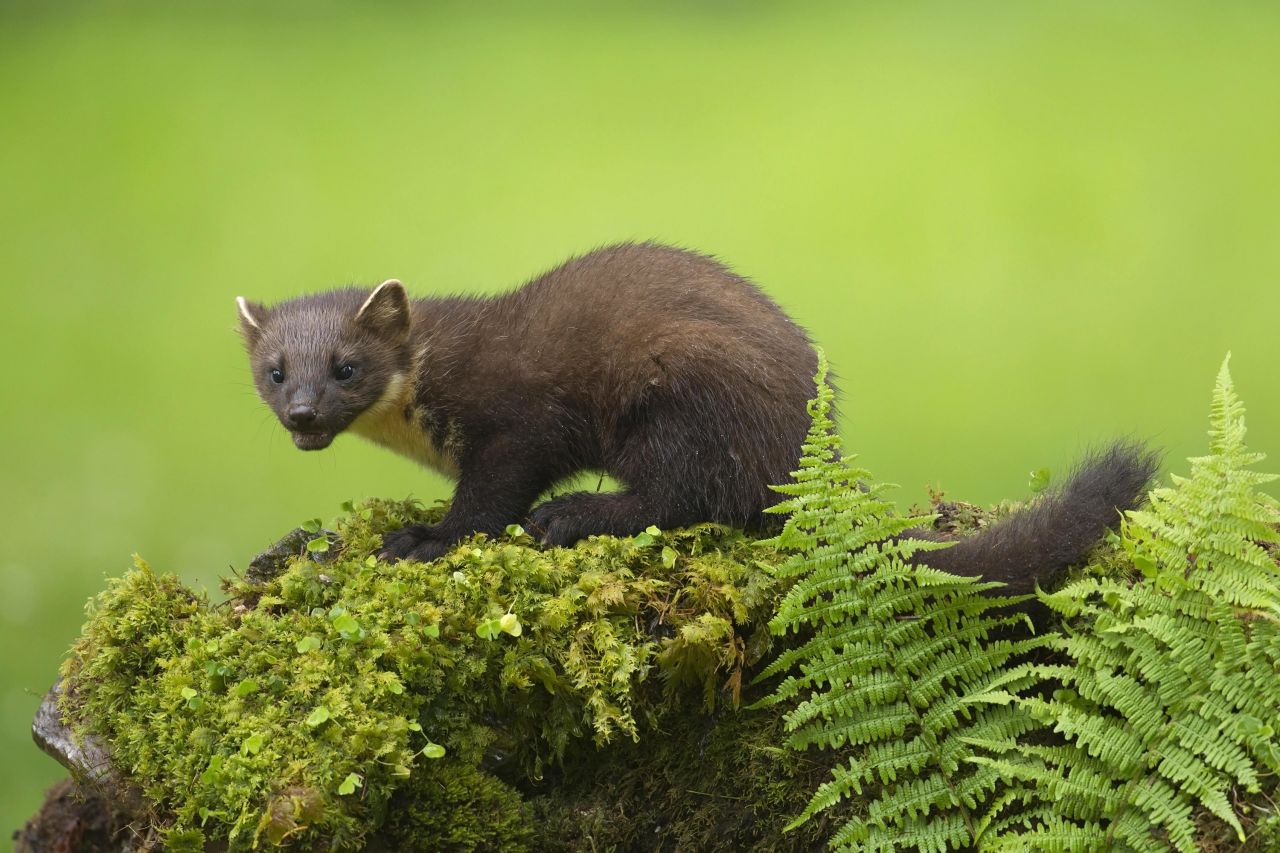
[{"x1": 912, "y1": 440, "x2": 1162, "y2": 595}]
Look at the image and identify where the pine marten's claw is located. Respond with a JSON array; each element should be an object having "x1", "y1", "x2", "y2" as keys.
[{"x1": 379, "y1": 524, "x2": 441, "y2": 562}]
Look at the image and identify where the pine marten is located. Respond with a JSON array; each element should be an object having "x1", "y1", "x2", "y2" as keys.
[{"x1": 237, "y1": 241, "x2": 1158, "y2": 591}]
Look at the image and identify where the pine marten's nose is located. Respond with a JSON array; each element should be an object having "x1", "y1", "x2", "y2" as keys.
[{"x1": 287, "y1": 404, "x2": 318, "y2": 426}]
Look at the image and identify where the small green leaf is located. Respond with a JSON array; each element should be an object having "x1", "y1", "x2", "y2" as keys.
[
  {"x1": 476, "y1": 618, "x2": 502, "y2": 640},
  {"x1": 499, "y1": 612, "x2": 522, "y2": 637},
  {"x1": 386, "y1": 679, "x2": 404, "y2": 695},
  {"x1": 337, "y1": 773, "x2": 361, "y2": 795},
  {"x1": 407, "y1": 721, "x2": 422, "y2": 732},
  {"x1": 661, "y1": 546, "x2": 677, "y2": 569},
  {"x1": 199, "y1": 755, "x2": 223, "y2": 786},
  {"x1": 296, "y1": 636, "x2": 322, "y2": 653},
  {"x1": 505, "y1": 523, "x2": 527, "y2": 538},
  {"x1": 233, "y1": 678, "x2": 260, "y2": 698},
  {"x1": 365, "y1": 555, "x2": 377, "y2": 568},
  {"x1": 306, "y1": 706, "x2": 331, "y2": 727},
  {"x1": 180, "y1": 681, "x2": 202, "y2": 706},
  {"x1": 241, "y1": 733, "x2": 264, "y2": 755},
  {"x1": 632, "y1": 532, "x2": 655, "y2": 548},
  {"x1": 423, "y1": 623, "x2": 440, "y2": 639},
  {"x1": 340, "y1": 500, "x2": 356, "y2": 514},
  {"x1": 306, "y1": 536, "x2": 330, "y2": 553},
  {"x1": 359, "y1": 507, "x2": 373, "y2": 520},
  {"x1": 1028, "y1": 467, "x2": 1052, "y2": 494},
  {"x1": 301, "y1": 518, "x2": 323, "y2": 534},
  {"x1": 645, "y1": 525, "x2": 662, "y2": 536},
  {"x1": 422, "y1": 742, "x2": 446, "y2": 759},
  {"x1": 1134, "y1": 554, "x2": 1158, "y2": 579},
  {"x1": 331, "y1": 612, "x2": 361, "y2": 639}
]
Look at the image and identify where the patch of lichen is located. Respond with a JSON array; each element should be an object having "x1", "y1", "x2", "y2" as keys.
[{"x1": 58, "y1": 499, "x2": 784, "y2": 850}]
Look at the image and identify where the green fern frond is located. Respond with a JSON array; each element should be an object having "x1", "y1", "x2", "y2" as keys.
[
  {"x1": 987, "y1": 355, "x2": 1280, "y2": 850},
  {"x1": 754, "y1": 350, "x2": 1042, "y2": 851},
  {"x1": 1126, "y1": 354, "x2": 1280, "y2": 612}
]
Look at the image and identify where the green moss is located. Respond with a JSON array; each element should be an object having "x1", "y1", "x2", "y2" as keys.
[
  {"x1": 378, "y1": 760, "x2": 534, "y2": 852},
  {"x1": 528, "y1": 698, "x2": 841, "y2": 851},
  {"x1": 59, "y1": 499, "x2": 784, "y2": 850}
]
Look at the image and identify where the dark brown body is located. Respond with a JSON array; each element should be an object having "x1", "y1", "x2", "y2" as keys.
[
  {"x1": 239, "y1": 241, "x2": 1157, "y2": 584},
  {"x1": 387, "y1": 243, "x2": 820, "y2": 558}
]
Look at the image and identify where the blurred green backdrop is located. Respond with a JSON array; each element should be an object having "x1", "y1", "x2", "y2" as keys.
[{"x1": 2, "y1": 0, "x2": 1277, "y2": 835}]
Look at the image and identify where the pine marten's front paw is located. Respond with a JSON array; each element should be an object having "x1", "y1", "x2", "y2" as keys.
[{"x1": 379, "y1": 524, "x2": 451, "y2": 563}]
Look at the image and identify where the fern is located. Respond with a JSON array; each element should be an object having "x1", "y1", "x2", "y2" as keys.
[
  {"x1": 753, "y1": 352, "x2": 1043, "y2": 851},
  {"x1": 981, "y1": 355, "x2": 1280, "y2": 851}
]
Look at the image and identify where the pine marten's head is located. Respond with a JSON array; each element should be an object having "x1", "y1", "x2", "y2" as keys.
[{"x1": 236, "y1": 281, "x2": 414, "y2": 451}]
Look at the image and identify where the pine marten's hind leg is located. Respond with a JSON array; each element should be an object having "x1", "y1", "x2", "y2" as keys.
[
  {"x1": 381, "y1": 435, "x2": 555, "y2": 562},
  {"x1": 527, "y1": 489, "x2": 688, "y2": 546},
  {"x1": 527, "y1": 395, "x2": 762, "y2": 545}
]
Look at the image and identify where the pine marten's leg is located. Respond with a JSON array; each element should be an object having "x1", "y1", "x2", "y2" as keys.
[
  {"x1": 528, "y1": 393, "x2": 762, "y2": 544},
  {"x1": 381, "y1": 436, "x2": 554, "y2": 563},
  {"x1": 527, "y1": 488, "x2": 704, "y2": 545}
]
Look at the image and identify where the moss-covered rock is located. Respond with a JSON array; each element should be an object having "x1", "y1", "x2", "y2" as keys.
[{"x1": 57, "y1": 498, "x2": 804, "y2": 850}]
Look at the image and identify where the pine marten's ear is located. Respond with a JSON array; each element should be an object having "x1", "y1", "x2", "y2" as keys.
[
  {"x1": 235, "y1": 296, "x2": 266, "y2": 346},
  {"x1": 356, "y1": 279, "x2": 410, "y2": 337}
]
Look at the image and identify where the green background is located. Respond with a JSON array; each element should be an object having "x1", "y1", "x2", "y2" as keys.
[{"x1": 1, "y1": 1, "x2": 1277, "y2": 836}]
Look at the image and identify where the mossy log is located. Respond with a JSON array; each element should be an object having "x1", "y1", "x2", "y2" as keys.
[
  {"x1": 23, "y1": 499, "x2": 852, "y2": 851},
  {"x1": 23, "y1": 495, "x2": 1278, "y2": 851}
]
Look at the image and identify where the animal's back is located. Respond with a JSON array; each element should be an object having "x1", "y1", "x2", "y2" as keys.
[{"x1": 492, "y1": 242, "x2": 819, "y2": 413}]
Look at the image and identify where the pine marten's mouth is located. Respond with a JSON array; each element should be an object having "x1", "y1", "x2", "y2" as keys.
[{"x1": 291, "y1": 431, "x2": 335, "y2": 451}]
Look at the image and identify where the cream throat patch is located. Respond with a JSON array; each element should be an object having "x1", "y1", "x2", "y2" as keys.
[{"x1": 348, "y1": 372, "x2": 461, "y2": 479}]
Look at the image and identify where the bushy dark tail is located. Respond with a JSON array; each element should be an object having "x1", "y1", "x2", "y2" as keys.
[{"x1": 913, "y1": 440, "x2": 1162, "y2": 595}]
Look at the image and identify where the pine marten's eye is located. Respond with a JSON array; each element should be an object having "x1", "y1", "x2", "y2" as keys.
[
  {"x1": 269, "y1": 368, "x2": 285, "y2": 384},
  {"x1": 334, "y1": 363, "x2": 356, "y2": 381}
]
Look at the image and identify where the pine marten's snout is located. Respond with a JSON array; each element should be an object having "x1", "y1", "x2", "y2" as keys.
[
  {"x1": 286, "y1": 403, "x2": 318, "y2": 426},
  {"x1": 285, "y1": 402, "x2": 336, "y2": 450}
]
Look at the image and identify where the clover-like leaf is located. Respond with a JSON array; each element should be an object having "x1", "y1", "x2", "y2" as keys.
[
  {"x1": 295, "y1": 636, "x2": 322, "y2": 653},
  {"x1": 241, "y1": 733, "x2": 264, "y2": 756},
  {"x1": 337, "y1": 773, "x2": 361, "y2": 795}
]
